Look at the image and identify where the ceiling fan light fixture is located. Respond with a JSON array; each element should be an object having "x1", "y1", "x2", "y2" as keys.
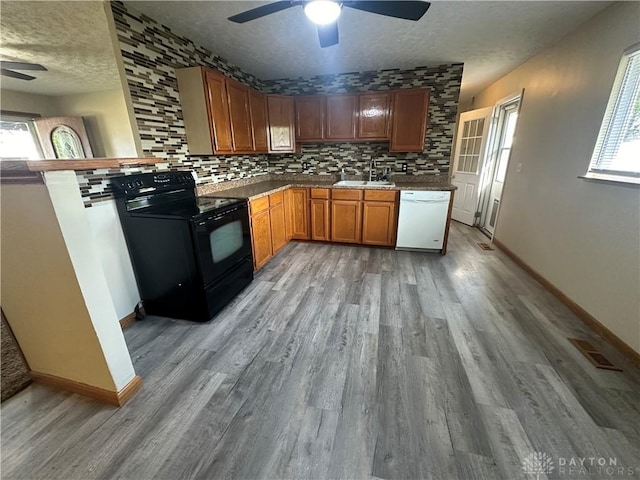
[{"x1": 304, "y1": 0, "x2": 341, "y2": 25}]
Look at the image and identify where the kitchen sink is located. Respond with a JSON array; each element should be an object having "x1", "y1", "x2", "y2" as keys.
[
  {"x1": 333, "y1": 180, "x2": 367, "y2": 186},
  {"x1": 367, "y1": 181, "x2": 395, "y2": 187},
  {"x1": 333, "y1": 180, "x2": 395, "y2": 187}
]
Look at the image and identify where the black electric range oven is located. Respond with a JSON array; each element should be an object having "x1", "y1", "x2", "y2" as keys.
[{"x1": 112, "y1": 172, "x2": 253, "y2": 322}]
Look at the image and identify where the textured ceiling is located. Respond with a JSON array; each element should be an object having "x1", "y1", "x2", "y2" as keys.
[
  {"x1": 0, "y1": 1, "x2": 121, "y2": 95},
  {"x1": 128, "y1": 0, "x2": 610, "y2": 101}
]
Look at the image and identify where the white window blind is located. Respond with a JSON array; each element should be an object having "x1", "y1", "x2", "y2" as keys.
[{"x1": 589, "y1": 44, "x2": 640, "y2": 178}]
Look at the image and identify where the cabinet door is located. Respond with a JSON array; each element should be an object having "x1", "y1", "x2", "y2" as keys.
[
  {"x1": 204, "y1": 70, "x2": 233, "y2": 153},
  {"x1": 226, "y1": 80, "x2": 254, "y2": 152},
  {"x1": 325, "y1": 94, "x2": 358, "y2": 141},
  {"x1": 295, "y1": 96, "x2": 325, "y2": 141},
  {"x1": 270, "y1": 202, "x2": 287, "y2": 254},
  {"x1": 290, "y1": 188, "x2": 310, "y2": 239},
  {"x1": 249, "y1": 89, "x2": 269, "y2": 153},
  {"x1": 362, "y1": 201, "x2": 397, "y2": 246},
  {"x1": 310, "y1": 199, "x2": 330, "y2": 241},
  {"x1": 358, "y1": 92, "x2": 391, "y2": 139},
  {"x1": 331, "y1": 200, "x2": 362, "y2": 244},
  {"x1": 251, "y1": 209, "x2": 272, "y2": 271},
  {"x1": 390, "y1": 88, "x2": 429, "y2": 152},
  {"x1": 284, "y1": 188, "x2": 293, "y2": 240},
  {"x1": 267, "y1": 95, "x2": 296, "y2": 153}
]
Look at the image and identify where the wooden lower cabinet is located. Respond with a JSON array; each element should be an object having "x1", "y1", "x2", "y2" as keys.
[
  {"x1": 251, "y1": 186, "x2": 402, "y2": 270},
  {"x1": 361, "y1": 190, "x2": 398, "y2": 246},
  {"x1": 331, "y1": 200, "x2": 362, "y2": 244},
  {"x1": 250, "y1": 208, "x2": 272, "y2": 270},
  {"x1": 362, "y1": 201, "x2": 397, "y2": 246},
  {"x1": 310, "y1": 188, "x2": 330, "y2": 241},
  {"x1": 270, "y1": 202, "x2": 286, "y2": 254},
  {"x1": 290, "y1": 188, "x2": 310, "y2": 239},
  {"x1": 310, "y1": 199, "x2": 330, "y2": 241}
]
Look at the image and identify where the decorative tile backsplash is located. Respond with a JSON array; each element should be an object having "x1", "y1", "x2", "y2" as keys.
[
  {"x1": 85, "y1": 2, "x2": 462, "y2": 207},
  {"x1": 263, "y1": 64, "x2": 463, "y2": 178},
  {"x1": 110, "y1": 1, "x2": 267, "y2": 187}
]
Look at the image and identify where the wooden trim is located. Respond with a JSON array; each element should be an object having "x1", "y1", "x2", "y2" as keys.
[
  {"x1": 26, "y1": 157, "x2": 162, "y2": 172},
  {"x1": 115, "y1": 375, "x2": 143, "y2": 406},
  {"x1": 492, "y1": 237, "x2": 640, "y2": 368},
  {"x1": 30, "y1": 371, "x2": 143, "y2": 407},
  {"x1": 441, "y1": 190, "x2": 455, "y2": 255},
  {"x1": 119, "y1": 312, "x2": 136, "y2": 330}
]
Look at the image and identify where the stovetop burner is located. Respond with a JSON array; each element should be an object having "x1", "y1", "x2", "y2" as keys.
[{"x1": 130, "y1": 196, "x2": 245, "y2": 220}]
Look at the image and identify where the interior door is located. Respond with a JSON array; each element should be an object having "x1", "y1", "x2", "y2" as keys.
[
  {"x1": 451, "y1": 107, "x2": 493, "y2": 225},
  {"x1": 482, "y1": 102, "x2": 519, "y2": 235}
]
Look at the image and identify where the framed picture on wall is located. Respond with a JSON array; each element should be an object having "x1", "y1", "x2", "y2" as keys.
[{"x1": 34, "y1": 116, "x2": 93, "y2": 159}]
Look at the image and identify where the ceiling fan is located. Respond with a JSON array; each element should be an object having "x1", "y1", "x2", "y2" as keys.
[
  {"x1": 1, "y1": 61, "x2": 47, "y2": 81},
  {"x1": 228, "y1": 0, "x2": 431, "y2": 48}
]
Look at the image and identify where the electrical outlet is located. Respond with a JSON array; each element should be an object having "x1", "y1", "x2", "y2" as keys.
[
  {"x1": 515, "y1": 162, "x2": 522, "y2": 173},
  {"x1": 401, "y1": 163, "x2": 408, "y2": 172}
]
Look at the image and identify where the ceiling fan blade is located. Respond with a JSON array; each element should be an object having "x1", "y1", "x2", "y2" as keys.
[
  {"x1": 344, "y1": 1, "x2": 430, "y2": 21},
  {"x1": 0, "y1": 61, "x2": 47, "y2": 71},
  {"x1": 318, "y1": 22, "x2": 339, "y2": 48},
  {"x1": 1, "y1": 69, "x2": 35, "y2": 81},
  {"x1": 228, "y1": 1, "x2": 295, "y2": 23}
]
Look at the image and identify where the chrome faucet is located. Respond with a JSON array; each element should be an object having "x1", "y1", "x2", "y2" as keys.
[
  {"x1": 369, "y1": 159, "x2": 376, "y2": 181},
  {"x1": 369, "y1": 159, "x2": 390, "y2": 182}
]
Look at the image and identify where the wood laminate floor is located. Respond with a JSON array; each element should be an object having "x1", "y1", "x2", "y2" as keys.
[{"x1": 2, "y1": 223, "x2": 639, "y2": 480}]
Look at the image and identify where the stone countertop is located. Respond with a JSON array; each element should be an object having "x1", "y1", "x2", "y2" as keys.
[{"x1": 198, "y1": 176, "x2": 456, "y2": 201}]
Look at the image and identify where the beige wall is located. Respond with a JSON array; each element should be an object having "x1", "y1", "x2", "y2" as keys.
[
  {"x1": 473, "y1": 2, "x2": 640, "y2": 352},
  {"x1": 53, "y1": 89, "x2": 138, "y2": 158},
  {"x1": 0, "y1": 90, "x2": 57, "y2": 116},
  {"x1": 0, "y1": 88, "x2": 139, "y2": 158},
  {"x1": 0, "y1": 183, "x2": 117, "y2": 390}
]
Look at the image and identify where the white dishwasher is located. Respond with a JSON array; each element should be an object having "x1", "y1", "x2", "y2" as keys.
[{"x1": 396, "y1": 190, "x2": 451, "y2": 251}]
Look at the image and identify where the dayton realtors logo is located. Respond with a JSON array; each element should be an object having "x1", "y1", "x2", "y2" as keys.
[
  {"x1": 522, "y1": 451, "x2": 554, "y2": 479},
  {"x1": 522, "y1": 451, "x2": 639, "y2": 478}
]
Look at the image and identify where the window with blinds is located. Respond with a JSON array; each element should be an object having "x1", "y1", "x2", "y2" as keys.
[{"x1": 588, "y1": 44, "x2": 640, "y2": 179}]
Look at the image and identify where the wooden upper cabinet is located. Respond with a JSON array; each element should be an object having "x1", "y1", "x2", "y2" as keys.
[
  {"x1": 267, "y1": 95, "x2": 296, "y2": 153},
  {"x1": 325, "y1": 94, "x2": 358, "y2": 141},
  {"x1": 201, "y1": 70, "x2": 233, "y2": 155},
  {"x1": 176, "y1": 66, "x2": 268, "y2": 155},
  {"x1": 390, "y1": 88, "x2": 430, "y2": 152},
  {"x1": 358, "y1": 92, "x2": 391, "y2": 140},
  {"x1": 226, "y1": 80, "x2": 254, "y2": 152},
  {"x1": 295, "y1": 96, "x2": 325, "y2": 141},
  {"x1": 249, "y1": 89, "x2": 269, "y2": 153}
]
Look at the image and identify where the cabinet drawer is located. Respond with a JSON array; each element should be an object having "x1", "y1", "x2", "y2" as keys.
[
  {"x1": 250, "y1": 196, "x2": 270, "y2": 215},
  {"x1": 310, "y1": 188, "x2": 330, "y2": 199},
  {"x1": 364, "y1": 190, "x2": 398, "y2": 202},
  {"x1": 269, "y1": 191, "x2": 284, "y2": 206},
  {"x1": 331, "y1": 189, "x2": 363, "y2": 201}
]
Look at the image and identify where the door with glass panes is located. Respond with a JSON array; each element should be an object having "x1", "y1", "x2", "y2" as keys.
[{"x1": 451, "y1": 107, "x2": 493, "y2": 225}]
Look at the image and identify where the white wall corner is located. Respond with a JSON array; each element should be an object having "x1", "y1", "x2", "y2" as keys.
[{"x1": 44, "y1": 170, "x2": 136, "y2": 390}]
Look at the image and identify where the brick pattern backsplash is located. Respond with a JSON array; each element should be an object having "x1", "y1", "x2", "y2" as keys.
[
  {"x1": 80, "y1": 2, "x2": 462, "y2": 207},
  {"x1": 263, "y1": 64, "x2": 463, "y2": 177}
]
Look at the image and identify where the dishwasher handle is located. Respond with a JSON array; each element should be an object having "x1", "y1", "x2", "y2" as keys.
[{"x1": 402, "y1": 198, "x2": 449, "y2": 204}]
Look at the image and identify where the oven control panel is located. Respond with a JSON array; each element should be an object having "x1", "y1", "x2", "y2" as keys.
[{"x1": 111, "y1": 171, "x2": 196, "y2": 197}]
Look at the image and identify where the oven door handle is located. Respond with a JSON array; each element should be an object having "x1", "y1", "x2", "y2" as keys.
[
  {"x1": 197, "y1": 212, "x2": 229, "y2": 225},
  {"x1": 197, "y1": 205, "x2": 244, "y2": 226}
]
